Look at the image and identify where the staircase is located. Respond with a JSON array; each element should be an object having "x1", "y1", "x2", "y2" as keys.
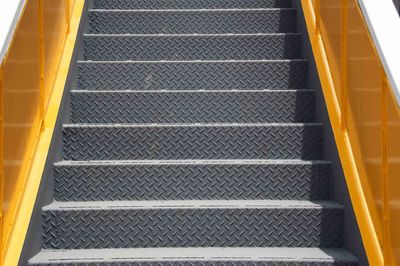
[{"x1": 29, "y1": 0, "x2": 358, "y2": 265}]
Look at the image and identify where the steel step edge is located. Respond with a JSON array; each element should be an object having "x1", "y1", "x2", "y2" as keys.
[
  {"x1": 88, "y1": 9, "x2": 297, "y2": 34},
  {"x1": 82, "y1": 34, "x2": 303, "y2": 61},
  {"x1": 77, "y1": 60, "x2": 308, "y2": 90},
  {"x1": 62, "y1": 123, "x2": 323, "y2": 161},
  {"x1": 53, "y1": 159, "x2": 331, "y2": 201},
  {"x1": 29, "y1": 247, "x2": 358, "y2": 265},
  {"x1": 70, "y1": 90, "x2": 315, "y2": 123},
  {"x1": 93, "y1": 0, "x2": 292, "y2": 10}
]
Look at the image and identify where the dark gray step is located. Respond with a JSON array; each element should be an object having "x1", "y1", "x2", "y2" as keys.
[
  {"x1": 89, "y1": 9, "x2": 297, "y2": 34},
  {"x1": 53, "y1": 160, "x2": 331, "y2": 201},
  {"x1": 42, "y1": 200, "x2": 343, "y2": 249},
  {"x1": 70, "y1": 90, "x2": 315, "y2": 124},
  {"x1": 77, "y1": 60, "x2": 308, "y2": 90},
  {"x1": 83, "y1": 34, "x2": 303, "y2": 61},
  {"x1": 93, "y1": 0, "x2": 292, "y2": 9},
  {"x1": 29, "y1": 247, "x2": 358, "y2": 265},
  {"x1": 62, "y1": 124, "x2": 323, "y2": 161}
]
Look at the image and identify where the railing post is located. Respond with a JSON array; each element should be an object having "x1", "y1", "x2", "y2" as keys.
[
  {"x1": 381, "y1": 74, "x2": 391, "y2": 265},
  {"x1": 340, "y1": 0, "x2": 348, "y2": 131},
  {"x1": 39, "y1": 0, "x2": 45, "y2": 131}
]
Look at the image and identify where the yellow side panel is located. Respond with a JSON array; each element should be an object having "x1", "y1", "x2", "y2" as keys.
[
  {"x1": 346, "y1": 0, "x2": 384, "y2": 246},
  {"x1": 43, "y1": 0, "x2": 68, "y2": 111},
  {"x1": 2, "y1": 0, "x2": 41, "y2": 250}
]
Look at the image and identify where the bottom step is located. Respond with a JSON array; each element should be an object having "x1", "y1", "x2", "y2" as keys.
[{"x1": 29, "y1": 247, "x2": 358, "y2": 265}]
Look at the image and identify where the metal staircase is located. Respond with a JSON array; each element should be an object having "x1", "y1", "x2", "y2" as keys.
[{"x1": 29, "y1": 0, "x2": 359, "y2": 265}]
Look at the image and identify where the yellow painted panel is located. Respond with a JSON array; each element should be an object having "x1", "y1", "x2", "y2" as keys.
[
  {"x1": 1, "y1": 0, "x2": 41, "y2": 252},
  {"x1": 43, "y1": 0, "x2": 68, "y2": 111},
  {"x1": 386, "y1": 89, "x2": 400, "y2": 263}
]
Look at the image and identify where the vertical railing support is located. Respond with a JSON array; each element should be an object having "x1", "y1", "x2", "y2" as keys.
[
  {"x1": 381, "y1": 74, "x2": 391, "y2": 266},
  {"x1": 38, "y1": 0, "x2": 45, "y2": 131},
  {"x1": 340, "y1": 0, "x2": 348, "y2": 131}
]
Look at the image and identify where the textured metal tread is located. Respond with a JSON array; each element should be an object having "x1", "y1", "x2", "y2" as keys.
[
  {"x1": 42, "y1": 200, "x2": 343, "y2": 249},
  {"x1": 70, "y1": 90, "x2": 315, "y2": 123},
  {"x1": 54, "y1": 159, "x2": 331, "y2": 201},
  {"x1": 83, "y1": 34, "x2": 303, "y2": 60},
  {"x1": 93, "y1": 0, "x2": 292, "y2": 10},
  {"x1": 89, "y1": 9, "x2": 297, "y2": 34},
  {"x1": 62, "y1": 123, "x2": 323, "y2": 160},
  {"x1": 77, "y1": 60, "x2": 308, "y2": 90},
  {"x1": 29, "y1": 247, "x2": 358, "y2": 265}
]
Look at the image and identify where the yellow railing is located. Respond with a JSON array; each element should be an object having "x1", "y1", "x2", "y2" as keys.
[
  {"x1": 302, "y1": 0, "x2": 400, "y2": 265},
  {"x1": 0, "y1": 0, "x2": 80, "y2": 264}
]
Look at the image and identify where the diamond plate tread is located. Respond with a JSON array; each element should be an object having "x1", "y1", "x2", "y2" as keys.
[
  {"x1": 88, "y1": 9, "x2": 297, "y2": 34},
  {"x1": 93, "y1": 0, "x2": 292, "y2": 9},
  {"x1": 83, "y1": 34, "x2": 302, "y2": 61},
  {"x1": 29, "y1": 247, "x2": 358, "y2": 265},
  {"x1": 62, "y1": 124, "x2": 323, "y2": 161},
  {"x1": 54, "y1": 160, "x2": 331, "y2": 201},
  {"x1": 77, "y1": 61, "x2": 308, "y2": 90},
  {"x1": 42, "y1": 200, "x2": 343, "y2": 249},
  {"x1": 70, "y1": 90, "x2": 315, "y2": 124}
]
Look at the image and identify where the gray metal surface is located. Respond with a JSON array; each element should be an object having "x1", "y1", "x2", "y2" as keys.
[
  {"x1": 77, "y1": 60, "x2": 308, "y2": 90},
  {"x1": 93, "y1": 0, "x2": 292, "y2": 9},
  {"x1": 70, "y1": 90, "x2": 315, "y2": 123},
  {"x1": 24, "y1": 0, "x2": 362, "y2": 264},
  {"x1": 42, "y1": 200, "x2": 343, "y2": 249},
  {"x1": 83, "y1": 34, "x2": 302, "y2": 61},
  {"x1": 54, "y1": 160, "x2": 331, "y2": 201},
  {"x1": 29, "y1": 247, "x2": 358, "y2": 265},
  {"x1": 62, "y1": 124, "x2": 323, "y2": 160},
  {"x1": 88, "y1": 9, "x2": 297, "y2": 34}
]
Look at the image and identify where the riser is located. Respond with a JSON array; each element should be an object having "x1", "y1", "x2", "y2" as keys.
[
  {"x1": 77, "y1": 61, "x2": 308, "y2": 90},
  {"x1": 70, "y1": 91, "x2": 315, "y2": 124},
  {"x1": 54, "y1": 161, "x2": 331, "y2": 201},
  {"x1": 83, "y1": 34, "x2": 303, "y2": 61},
  {"x1": 42, "y1": 203, "x2": 343, "y2": 249},
  {"x1": 62, "y1": 124, "x2": 323, "y2": 160},
  {"x1": 93, "y1": 0, "x2": 292, "y2": 9},
  {"x1": 88, "y1": 9, "x2": 297, "y2": 34}
]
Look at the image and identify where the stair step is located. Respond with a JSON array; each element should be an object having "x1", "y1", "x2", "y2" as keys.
[
  {"x1": 77, "y1": 60, "x2": 308, "y2": 90},
  {"x1": 88, "y1": 9, "x2": 297, "y2": 34},
  {"x1": 29, "y1": 247, "x2": 358, "y2": 265},
  {"x1": 70, "y1": 90, "x2": 315, "y2": 124},
  {"x1": 62, "y1": 123, "x2": 323, "y2": 161},
  {"x1": 83, "y1": 34, "x2": 303, "y2": 61},
  {"x1": 42, "y1": 200, "x2": 343, "y2": 249},
  {"x1": 93, "y1": 0, "x2": 292, "y2": 10},
  {"x1": 54, "y1": 159, "x2": 331, "y2": 201}
]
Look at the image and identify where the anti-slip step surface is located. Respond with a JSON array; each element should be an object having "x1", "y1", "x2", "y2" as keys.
[
  {"x1": 89, "y1": 9, "x2": 297, "y2": 34},
  {"x1": 62, "y1": 124, "x2": 323, "y2": 160},
  {"x1": 29, "y1": 0, "x2": 359, "y2": 264},
  {"x1": 70, "y1": 90, "x2": 315, "y2": 123},
  {"x1": 83, "y1": 34, "x2": 303, "y2": 61},
  {"x1": 54, "y1": 160, "x2": 331, "y2": 201},
  {"x1": 77, "y1": 61, "x2": 308, "y2": 90},
  {"x1": 42, "y1": 200, "x2": 343, "y2": 249},
  {"x1": 93, "y1": 0, "x2": 292, "y2": 9},
  {"x1": 29, "y1": 247, "x2": 358, "y2": 265}
]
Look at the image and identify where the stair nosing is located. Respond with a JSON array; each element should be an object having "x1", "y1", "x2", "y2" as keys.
[
  {"x1": 77, "y1": 59, "x2": 308, "y2": 64},
  {"x1": 89, "y1": 8, "x2": 297, "y2": 12},
  {"x1": 29, "y1": 247, "x2": 358, "y2": 264},
  {"x1": 54, "y1": 159, "x2": 332, "y2": 166},
  {"x1": 70, "y1": 89, "x2": 314, "y2": 93},
  {"x1": 42, "y1": 200, "x2": 343, "y2": 211},
  {"x1": 83, "y1": 33, "x2": 302, "y2": 37}
]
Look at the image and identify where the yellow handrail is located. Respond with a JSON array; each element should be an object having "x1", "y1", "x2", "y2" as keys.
[
  {"x1": 0, "y1": 0, "x2": 83, "y2": 264},
  {"x1": 302, "y1": 0, "x2": 400, "y2": 265}
]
